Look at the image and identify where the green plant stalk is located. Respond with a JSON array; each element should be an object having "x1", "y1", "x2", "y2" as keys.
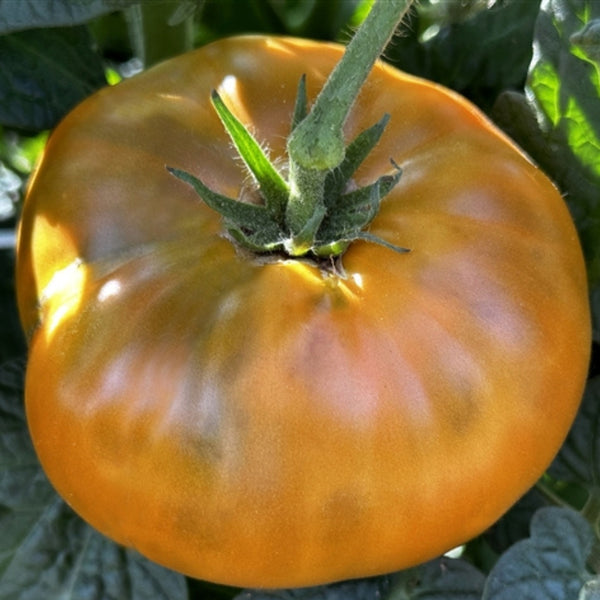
[
  {"x1": 284, "y1": 0, "x2": 413, "y2": 253},
  {"x1": 126, "y1": 1, "x2": 195, "y2": 68}
]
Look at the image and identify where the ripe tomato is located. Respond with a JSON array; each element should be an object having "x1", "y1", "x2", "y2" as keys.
[{"x1": 16, "y1": 36, "x2": 590, "y2": 588}]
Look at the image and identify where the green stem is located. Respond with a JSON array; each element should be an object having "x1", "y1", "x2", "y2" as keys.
[
  {"x1": 535, "y1": 479, "x2": 572, "y2": 508},
  {"x1": 126, "y1": 1, "x2": 195, "y2": 68},
  {"x1": 284, "y1": 0, "x2": 413, "y2": 253},
  {"x1": 287, "y1": 0, "x2": 412, "y2": 172}
]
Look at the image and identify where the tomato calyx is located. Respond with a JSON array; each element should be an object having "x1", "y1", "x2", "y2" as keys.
[
  {"x1": 168, "y1": 0, "x2": 414, "y2": 261},
  {"x1": 167, "y1": 93, "x2": 408, "y2": 259}
]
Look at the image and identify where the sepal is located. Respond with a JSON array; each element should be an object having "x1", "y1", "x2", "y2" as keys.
[
  {"x1": 167, "y1": 167, "x2": 285, "y2": 250},
  {"x1": 211, "y1": 91, "x2": 289, "y2": 222}
]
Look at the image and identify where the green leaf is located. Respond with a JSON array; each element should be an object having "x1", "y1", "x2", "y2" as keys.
[
  {"x1": 238, "y1": 558, "x2": 484, "y2": 600},
  {"x1": 266, "y1": 0, "x2": 364, "y2": 40},
  {"x1": 0, "y1": 360, "x2": 189, "y2": 600},
  {"x1": 0, "y1": 26, "x2": 106, "y2": 130},
  {"x1": 385, "y1": 0, "x2": 541, "y2": 110},
  {"x1": 570, "y1": 19, "x2": 600, "y2": 63},
  {"x1": 211, "y1": 90, "x2": 289, "y2": 222},
  {"x1": 0, "y1": 0, "x2": 134, "y2": 34},
  {"x1": 484, "y1": 487, "x2": 551, "y2": 557},
  {"x1": 386, "y1": 557, "x2": 485, "y2": 599},
  {"x1": 482, "y1": 507, "x2": 595, "y2": 599},
  {"x1": 196, "y1": 0, "x2": 363, "y2": 45},
  {"x1": 237, "y1": 577, "x2": 383, "y2": 600}
]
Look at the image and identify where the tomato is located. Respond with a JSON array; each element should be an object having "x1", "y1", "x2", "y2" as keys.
[{"x1": 16, "y1": 36, "x2": 590, "y2": 588}]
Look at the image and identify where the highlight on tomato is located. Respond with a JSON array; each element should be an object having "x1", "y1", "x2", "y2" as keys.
[{"x1": 16, "y1": 0, "x2": 590, "y2": 590}]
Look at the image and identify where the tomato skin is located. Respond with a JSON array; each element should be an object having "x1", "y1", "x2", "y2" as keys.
[{"x1": 17, "y1": 36, "x2": 590, "y2": 588}]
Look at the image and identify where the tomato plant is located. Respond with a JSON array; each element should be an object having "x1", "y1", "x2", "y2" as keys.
[{"x1": 2, "y1": 1, "x2": 600, "y2": 599}]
